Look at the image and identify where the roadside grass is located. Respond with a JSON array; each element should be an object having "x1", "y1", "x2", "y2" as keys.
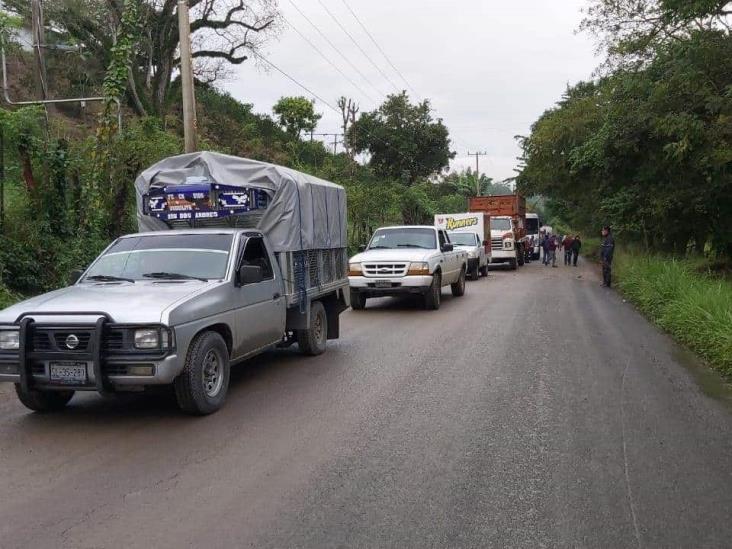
[
  {"x1": 581, "y1": 237, "x2": 601, "y2": 261},
  {"x1": 615, "y1": 252, "x2": 732, "y2": 378}
]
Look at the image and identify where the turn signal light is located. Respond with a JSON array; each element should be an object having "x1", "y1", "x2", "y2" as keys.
[
  {"x1": 407, "y1": 262, "x2": 430, "y2": 276},
  {"x1": 348, "y1": 262, "x2": 362, "y2": 277}
]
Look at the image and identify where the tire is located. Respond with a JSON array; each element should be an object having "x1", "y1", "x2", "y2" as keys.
[
  {"x1": 14, "y1": 384, "x2": 74, "y2": 413},
  {"x1": 469, "y1": 262, "x2": 479, "y2": 281},
  {"x1": 350, "y1": 289, "x2": 366, "y2": 310},
  {"x1": 451, "y1": 268, "x2": 466, "y2": 297},
  {"x1": 517, "y1": 247, "x2": 525, "y2": 266},
  {"x1": 424, "y1": 272, "x2": 441, "y2": 310},
  {"x1": 479, "y1": 265, "x2": 488, "y2": 277},
  {"x1": 509, "y1": 258, "x2": 518, "y2": 270},
  {"x1": 298, "y1": 301, "x2": 327, "y2": 356},
  {"x1": 174, "y1": 331, "x2": 230, "y2": 415}
]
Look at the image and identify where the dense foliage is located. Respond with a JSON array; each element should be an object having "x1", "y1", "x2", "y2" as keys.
[
  {"x1": 348, "y1": 92, "x2": 454, "y2": 185},
  {"x1": 518, "y1": 1, "x2": 731, "y2": 257}
]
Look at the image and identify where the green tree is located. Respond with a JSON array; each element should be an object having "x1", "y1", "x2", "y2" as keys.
[
  {"x1": 272, "y1": 96, "x2": 322, "y2": 138},
  {"x1": 517, "y1": 29, "x2": 732, "y2": 256},
  {"x1": 348, "y1": 92, "x2": 455, "y2": 184},
  {"x1": 2, "y1": 0, "x2": 279, "y2": 116}
]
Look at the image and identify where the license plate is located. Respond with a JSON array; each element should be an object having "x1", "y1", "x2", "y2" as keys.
[
  {"x1": 50, "y1": 362, "x2": 88, "y2": 385},
  {"x1": 374, "y1": 280, "x2": 392, "y2": 288}
]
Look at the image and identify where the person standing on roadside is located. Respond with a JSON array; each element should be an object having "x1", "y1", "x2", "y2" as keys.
[
  {"x1": 547, "y1": 234, "x2": 558, "y2": 268},
  {"x1": 600, "y1": 226, "x2": 615, "y2": 287},
  {"x1": 562, "y1": 234, "x2": 574, "y2": 265},
  {"x1": 571, "y1": 234, "x2": 582, "y2": 266},
  {"x1": 540, "y1": 230, "x2": 549, "y2": 265}
]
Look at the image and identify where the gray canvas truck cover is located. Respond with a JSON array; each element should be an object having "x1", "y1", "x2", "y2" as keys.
[{"x1": 135, "y1": 151, "x2": 347, "y2": 253}]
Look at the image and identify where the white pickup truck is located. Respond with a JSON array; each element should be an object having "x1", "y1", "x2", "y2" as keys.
[{"x1": 348, "y1": 226, "x2": 468, "y2": 310}]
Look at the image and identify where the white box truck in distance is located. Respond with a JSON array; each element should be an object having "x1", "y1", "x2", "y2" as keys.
[{"x1": 434, "y1": 213, "x2": 490, "y2": 279}]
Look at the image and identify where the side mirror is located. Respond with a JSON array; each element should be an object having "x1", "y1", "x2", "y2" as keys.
[
  {"x1": 441, "y1": 243, "x2": 454, "y2": 253},
  {"x1": 68, "y1": 269, "x2": 85, "y2": 286},
  {"x1": 359, "y1": 244, "x2": 367, "y2": 252},
  {"x1": 238, "y1": 264, "x2": 263, "y2": 285}
]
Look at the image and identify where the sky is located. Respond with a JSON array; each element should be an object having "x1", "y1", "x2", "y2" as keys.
[{"x1": 222, "y1": 0, "x2": 600, "y2": 182}]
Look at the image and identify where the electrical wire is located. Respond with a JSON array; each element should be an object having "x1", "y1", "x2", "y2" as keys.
[
  {"x1": 339, "y1": 0, "x2": 420, "y2": 99},
  {"x1": 285, "y1": 0, "x2": 386, "y2": 99},
  {"x1": 314, "y1": 0, "x2": 400, "y2": 93},
  {"x1": 254, "y1": 52, "x2": 340, "y2": 113},
  {"x1": 280, "y1": 13, "x2": 377, "y2": 105}
]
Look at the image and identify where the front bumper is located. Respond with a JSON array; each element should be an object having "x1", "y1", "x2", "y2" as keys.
[
  {"x1": 0, "y1": 353, "x2": 183, "y2": 390},
  {"x1": 349, "y1": 275, "x2": 433, "y2": 296},
  {"x1": 490, "y1": 250, "x2": 515, "y2": 263}
]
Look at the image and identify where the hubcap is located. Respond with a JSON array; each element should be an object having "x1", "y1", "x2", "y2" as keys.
[
  {"x1": 313, "y1": 311, "x2": 325, "y2": 344},
  {"x1": 202, "y1": 349, "x2": 224, "y2": 397}
]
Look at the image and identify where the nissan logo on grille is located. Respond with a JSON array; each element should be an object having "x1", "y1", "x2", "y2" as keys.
[{"x1": 65, "y1": 334, "x2": 80, "y2": 350}]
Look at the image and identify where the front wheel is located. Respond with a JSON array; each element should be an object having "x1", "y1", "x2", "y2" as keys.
[
  {"x1": 15, "y1": 385, "x2": 74, "y2": 413},
  {"x1": 174, "y1": 331, "x2": 230, "y2": 415},
  {"x1": 424, "y1": 273, "x2": 442, "y2": 310},
  {"x1": 451, "y1": 268, "x2": 466, "y2": 297},
  {"x1": 517, "y1": 246, "x2": 525, "y2": 266},
  {"x1": 509, "y1": 258, "x2": 518, "y2": 270},
  {"x1": 298, "y1": 300, "x2": 327, "y2": 356},
  {"x1": 350, "y1": 290, "x2": 366, "y2": 310},
  {"x1": 469, "y1": 262, "x2": 479, "y2": 281},
  {"x1": 479, "y1": 265, "x2": 488, "y2": 277}
]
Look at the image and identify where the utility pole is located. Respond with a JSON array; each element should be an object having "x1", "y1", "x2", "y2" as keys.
[
  {"x1": 467, "y1": 151, "x2": 488, "y2": 196},
  {"x1": 178, "y1": 0, "x2": 197, "y2": 153},
  {"x1": 311, "y1": 133, "x2": 344, "y2": 155}
]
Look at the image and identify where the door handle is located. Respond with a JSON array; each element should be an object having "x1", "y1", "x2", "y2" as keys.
[{"x1": 273, "y1": 293, "x2": 281, "y2": 300}]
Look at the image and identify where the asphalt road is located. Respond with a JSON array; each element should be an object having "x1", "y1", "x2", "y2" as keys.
[{"x1": 1, "y1": 259, "x2": 731, "y2": 548}]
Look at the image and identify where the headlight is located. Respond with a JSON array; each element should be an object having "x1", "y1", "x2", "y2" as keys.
[
  {"x1": 134, "y1": 329, "x2": 160, "y2": 349},
  {"x1": 503, "y1": 240, "x2": 514, "y2": 250},
  {"x1": 348, "y1": 262, "x2": 362, "y2": 276},
  {"x1": 0, "y1": 330, "x2": 19, "y2": 350},
  {"x1": 407, "y1": 262, "x2": 430, "y2": 276},
  {"x1": 468, "y1": 251, "x2": 478, "y2": 259}
]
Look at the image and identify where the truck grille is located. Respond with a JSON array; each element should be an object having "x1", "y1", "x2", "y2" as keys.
[
  {"x1": 362, "y1": 263, "x2": 409, "y2": 277},
  {"x1": 491, "y1": 238, "x2": 503, "y2": 251}
]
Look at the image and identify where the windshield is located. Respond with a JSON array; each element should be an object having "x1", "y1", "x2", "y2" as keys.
[
  {"x1": 448, "y1": 232, "x2": 478, "y2": 246},
  {"x1": 369, "y1": 228, "x2": 437, "y2": 250},
  {"x1": 84, "y1": 234, "x2": 233, "y2": 281},
  {"x1": 492, "y1": 218, "x2": 512, "y2": 231},
  {"x1": 526, "y1": 217, "x2": 539, "y2": 234}
]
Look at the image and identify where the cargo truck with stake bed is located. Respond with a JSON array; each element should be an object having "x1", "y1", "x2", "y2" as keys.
[
  {"x1": 0, "y1": 152, "x2": 349, "y2": 415},
  {"x1": 468, "y1": 194, "x2": 528, "y2": 270}
]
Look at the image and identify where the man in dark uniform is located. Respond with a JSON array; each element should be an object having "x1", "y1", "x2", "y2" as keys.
[{"x1": 600, "y1": 226, "x2": 615, "y2": 287}]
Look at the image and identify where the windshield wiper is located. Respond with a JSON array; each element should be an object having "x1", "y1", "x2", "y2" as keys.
[
  {"x1": 142, "y1": 272, "x2": 208, "y2": 282},
  {"x1": 85, "y1": 274, "x2": 135, "y2": 284},
  {"x1": 368, "y1": 245, "x2": 392, "y2": 249},
  {"x1": 396, "y1": 244, "x2": 431, "y2": 249}
]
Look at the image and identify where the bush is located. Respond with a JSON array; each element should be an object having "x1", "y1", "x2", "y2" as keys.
[{"x1": 615, "y1": 252, "x2": 732, "y2": 377}]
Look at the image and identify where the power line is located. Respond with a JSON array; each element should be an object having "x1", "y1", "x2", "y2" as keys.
[
  {"x1": 280, "y1": 14, "x2": 377, "y2": 105},
  {"x1": 315, "y1": 0, "x2": 400, "y2": 93},
  {"x1": 285, "y1": 0, "x2": 386, "y2": 100},
  {"x1": 339, "y1": 0, "x2": 419, "y2": 99},
  {"x1": 254, "y1": 52, "x2": 339, "y2": 113}
]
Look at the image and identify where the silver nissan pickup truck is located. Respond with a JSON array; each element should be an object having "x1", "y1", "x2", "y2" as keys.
[
  {"x1": 0, "y1": 229, "x2": 348, "y2": 415},
  {"x1": 0, "y1": 152, "x2": 350, "y2": 415}
]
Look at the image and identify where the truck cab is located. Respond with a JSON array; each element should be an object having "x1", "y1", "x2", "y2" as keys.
[
  {"x1": 487, "y1": 216, "x2": 523, "y2": 270},
  {"x1": 348, "y1": 226, "x2": 468, "y2": 310}
]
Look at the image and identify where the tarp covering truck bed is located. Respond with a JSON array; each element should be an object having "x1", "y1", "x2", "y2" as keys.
[{"x1": 135, "y1": 151, "x2": 347, "y2": 253}]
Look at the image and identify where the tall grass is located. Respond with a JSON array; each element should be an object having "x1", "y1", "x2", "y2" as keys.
[{"x1": 615, "y1": 252, "x2": 732, "y2": 377}]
